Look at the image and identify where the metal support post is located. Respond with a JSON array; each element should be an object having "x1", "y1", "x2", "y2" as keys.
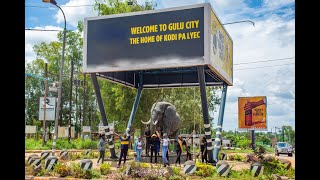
[
  {"x1": 126, "y1": 73, "x2": 143, "y2": 135},
  {"x1": 213, "y1": 83, "x2": 228, "y2": 162},
  {"x1": 91, "y1": 73, "x2": 117, "y2": 158},
  {"x1": 251, "y1": 130, "x2": 255, "y2": 150},
  {"x1": 197, "y1": 66, "x2": 214, "y2": 163},
  {"x1": 68, "y1": 60, "x2": 74, "y2": 142}
]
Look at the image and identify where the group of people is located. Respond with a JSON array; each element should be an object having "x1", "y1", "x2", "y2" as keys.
[{"x1": 96, "y1": 126, "x2": 209, "y2": 168}]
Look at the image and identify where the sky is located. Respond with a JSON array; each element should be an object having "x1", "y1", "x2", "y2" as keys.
[{"x1": 25, "y1": 0, "x2": 295, "y2": 132}]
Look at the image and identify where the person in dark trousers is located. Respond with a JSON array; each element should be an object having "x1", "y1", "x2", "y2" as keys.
[
  {"x1": 97, "y1": 134, "x2": 106, "y2": 165},
  {"x1": 144, "y1": 126, "x2": 151, "y2": 156},
  {"x1": 200, "y1": 136, "x2": 208, "y2": 163},
  {"x1": 114, "y1": 132, "x2": 130, "y2": 168},
  {"x1": 150, "y1": 134, "x2": 160, "y2": 164},
  {"x1": 175, "y1": 136, "x2": 183, "y2": 165},
  {"x1": 155, "y1": 127, "x2": 169, "y2": 161},
  {"x1": 182, "y1": 131, "x2": 194, "y2": 161}
]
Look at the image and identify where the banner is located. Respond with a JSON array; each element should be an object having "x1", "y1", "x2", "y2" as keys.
[
  {"x1": 83, "y1": 126, "x2": 91, "y2": 133},
  {"x1": 39, "y1": 97, "x2": 56, "y2": 121},
  {"x1": 238, "y1": 96, "x2": 267, "y2": 130}
]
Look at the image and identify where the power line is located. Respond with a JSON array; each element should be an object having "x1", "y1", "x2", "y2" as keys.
[
  {"x1": 25, "y1": 28, "x2": 62, "y2": 31},
  {"x1": 25, "y1": 5, "x2": 94, "y2": 8},
  {"x1": 234, "y1": 57, "x2": 295, "y2": 65},
  {"x1": 234, "y1": 63, "x2": 295, "y2": 70}
]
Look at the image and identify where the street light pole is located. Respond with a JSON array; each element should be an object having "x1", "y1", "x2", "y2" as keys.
[
  {"x1": 222, "y1": 20, "x2": 255, "y2": 27},
  {"x1": 43, "y1": 0, "x2": 67, "y2": 156},
  {"x1": 68, "y1": 60, "x2": 74, "y2": 142},
  {"x1": 42, "y1": 62, "x2": 48, "y2": 146}
]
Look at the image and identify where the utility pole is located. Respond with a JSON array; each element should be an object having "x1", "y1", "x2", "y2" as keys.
[
  {"x1": 82, "y1": 74, "x2": 87, "y2": 140},
  {"x1": 42, "y1": 63, "x2": 48, "y2": 146},
  {"x1": 68, "y1": 60, "x2": 74, "y2": 142},
  {"x1": 75, "y1": 79, "x2": 78, "y2": 138}
]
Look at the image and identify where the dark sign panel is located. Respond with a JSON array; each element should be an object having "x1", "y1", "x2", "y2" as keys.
[{"x1": 84, "y1": 6, "x2": 204, "y2": 73}]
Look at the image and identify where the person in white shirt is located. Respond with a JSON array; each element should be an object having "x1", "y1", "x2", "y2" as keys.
[
  {"x1": 134, "y1": 136, "x2": 143, "y2": 162},
  {"x1": 161, "y1": 133, "x2": 170, "y2": 167}
]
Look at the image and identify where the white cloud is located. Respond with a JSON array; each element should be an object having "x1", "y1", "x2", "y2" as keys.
[
  {"x1": 157, "y1": 0, "x2": 204, "y2": 9},
  {"x1": 55, "y1": 0, "x2": 97, "y2": 28},
  {"x1": 25, "y1": 26, "x2": 62, "y2": 64},
  {"x1": 263, "y1": 0, "x2": 294, "y2": 8}
]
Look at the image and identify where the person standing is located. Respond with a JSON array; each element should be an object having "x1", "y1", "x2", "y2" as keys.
[
  {"x1": 161, "y1": 133, "x2": 170, "y2": 167},
  {"x1": 150, "y1": 134, "x2": 160, "y2": 164},
  {"x1": 183, "y1": 131, "x2": 194, "y2": 161},
  {"x1": 200, "y1": 136, "x2": 208, "y2": 163},
  {"x1": 134, "y1": 136, "x2": 143, "y2": 162},
  {"x1": 175, "y1": 136, "x2": 183, "y2": 166},
  {"x1": 144, "y1": 126, "x2": 151, "y2": 156},
  {"x1": 114, "y1": 132, "x2": 130, "y2": 168},
  {"x1": 97, "y1": 134, "x2": 106, "y2": 165}
]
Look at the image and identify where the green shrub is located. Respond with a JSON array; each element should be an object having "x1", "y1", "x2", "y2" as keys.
[
  {"x1": 253, "y1": 145, "x2": 266, "y2": 160},
  {"x1": 53, "y1": 162, "x2": 70, "y2": 177},
  {"x1": 233, "y1": 154, "x2": 246, "y2": 162},
  {"x1": 25, "y1": 138, "x2": 51, "y2": 150},
  {"x1": 55, "y1": 138, "x2": 76, "y2": 149},
  {"x1": 172, "y1": 166, "x2": 181, "y2": 175},
  {"x1": 195, "y1": 162, "x2": 215, "y2": 177},
  {"x1": 69, "y1": 162, "x2": 82, "y2": 178},
  {"x1": 69, "y1": 152, "x2": 82, "y2": 161},
  {"x1": 100, "y1": 162, "x2": 111, "y2": 175},
  {"x1": 236, "y1": 139, "x2": 251, "y2": 149},
  {"x1": 169, "y1": 175, "x2": 185, "y2": 180},
  {"x1": 82, "y1": 169, "x2": 101, "y2": 179}
]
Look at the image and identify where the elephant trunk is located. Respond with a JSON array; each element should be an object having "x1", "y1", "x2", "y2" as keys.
[{"x1": 141, "y1": 118, "x2": 151, "y2": 125}]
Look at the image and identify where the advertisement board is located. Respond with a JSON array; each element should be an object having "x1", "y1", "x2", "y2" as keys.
[
  {"x1": 84, "y1": 3, "x2": 233, "y2": 86},
  {"x1": 208, "y1": 5, "x2": 233, "y2": 85},
  {"x1": 39, "y1": 97, "x2": 56, "y2": 121},
  {"x1": 83, "y1": 126, "x2": 91, "y2": 133},
  {"x1": 238, "y1": 96, "x2": 267, "y2": 130},
  {"x1": 57, "y1": 126, "x2": 75, "y2": 138}
]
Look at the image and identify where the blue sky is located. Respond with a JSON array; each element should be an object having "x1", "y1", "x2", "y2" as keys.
[{"x1": 25, "y1": 0, "x2": 295, "y2": 132}]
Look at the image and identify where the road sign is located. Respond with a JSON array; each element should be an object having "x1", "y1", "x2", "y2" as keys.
[{"x1": 39, "y1": 97, "x2": 56, "y2": 121}]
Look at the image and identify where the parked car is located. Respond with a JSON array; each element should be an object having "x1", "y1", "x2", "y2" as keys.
[{"x1": 275, "y1": 142, "x2": 293, "y2": 157}]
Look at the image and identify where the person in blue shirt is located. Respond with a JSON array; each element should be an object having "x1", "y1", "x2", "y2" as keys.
[{"x1": 134, "y1": 136, "x2": 143, "y2": 162}]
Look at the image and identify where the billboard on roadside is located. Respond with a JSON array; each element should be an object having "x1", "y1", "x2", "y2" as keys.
[
  {"x1": 83, "y1": 3, "x2": 233, "y2": 85},
  {"x1": 238, "y1": 96, "x2": 267, "y2": 130}
]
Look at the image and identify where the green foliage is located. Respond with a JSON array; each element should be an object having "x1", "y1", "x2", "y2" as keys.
[
  {"x1": 236, "y1": 139, "x2": 251, "y2": 149},
  {"x1": 169, "y1": 175, "x2": 186, "y2": 180},
  {"x1": 261, "y1": 157, "x2": 294, "y2": 178},
  {"x1": 100, "y1": 162, "x2": 111, "y2": 175},
  {"x1": 69, "y1": 162, "x2": 82, "y2": 178},
  {"x1": 25, "y1": 138, "x2": 98, "y2": 150},
  {"x1": 82, "y1": 169, "x2": 101, "y2": 179},
  {"x1": 228, "y1": 169, "x2": 256, "y2": 180},
  {"x1": 53, "y1": 162, "x2": 70, "y2": 177},
  {"x1": 25, "y1": 138, "x2": 51, "y2": 150},
  {"x1": 233, "y1": 154, "x2": 246, "y2": 162},
  {"x1": 195, "y1": 162, "x2": 216, "y2": 177},
  {"x1": 56, "y1": 138, "x2": 76, "y2": 149},
  {"x1": 253, "y1": 145, "x2": 266, "y2": 160},
  {"x1": 69, "y1": 152, "x2": 82, "y2": 161},
  {"x1": 172, "y1": 166, "x2": 181, "y2": 175}
]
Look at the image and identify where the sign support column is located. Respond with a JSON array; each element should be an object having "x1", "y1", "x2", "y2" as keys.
[
  {"x1": 126, "y1": 73, "x2": 143, "y2": 135},
  {"x1": 197, "y1": 66, "x2": 214, "y2": 163},
  {"x1": 213, "y1": 84, "x2": 228, "y2": 162},
  {"x1": 91, "y1": 73, "x2": 117, "y2": 159}
]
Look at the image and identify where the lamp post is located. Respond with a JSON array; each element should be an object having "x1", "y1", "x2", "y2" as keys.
[
  {"x1": 43, "y1": 0, "x2": 67, "y2": 156},
  {"x1": 42, "y1": 61, "x2": 48, "y2": 146}
]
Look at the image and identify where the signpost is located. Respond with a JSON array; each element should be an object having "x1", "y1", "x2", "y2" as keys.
[{"x1": 39, "y1": 97, "x2": 56, "y2": 121}]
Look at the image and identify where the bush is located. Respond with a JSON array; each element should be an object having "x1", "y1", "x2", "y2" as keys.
[
  {"x1": 253, "y1": 145, "x2": 266, "y2": 160},
  {"x1": 82, "y1": 169, "x2": 101, "y2": 179},
  {"x1": 55, "y1": 138, "x2": 76, "y2": 149},
  {"x1": 169, "y1": 175, "x2": 185, "y2": 180},
  {"x1": 236, "y1": 139, "x2": 251, "y2": 149},
  {"x1": 74, "y1": 138, "x2": 97, "y2": 149},
  {"x1": 172, "y1": 166, "x2": 181, "y2": 175},
  {"x1": 25, "y1": 138, "x2": 51, "y2": 150},
  {"x1": 53, "y1": 162, "x2": 70, "y2": 177},
  {"x1": 69, "y1": 162, "x2": 82, "y2": 178},
  {"x1": 195, "y1": 162, "x2": 215, "y2": 177},
  {"x1": 233, "y1": 154, "x2": 246, "y2": 162},
  {"x1": 100, "y1": 162, "x2": 111, "y2": 175},
  {"x1": 69, "y1": 152, "x2": 82, "y2": 161}
]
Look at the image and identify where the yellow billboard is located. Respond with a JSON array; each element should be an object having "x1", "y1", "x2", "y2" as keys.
[
  {"x1": 238, "y1": 96, "x2": 267, "y2": 130},
  {"x1": 209, "y1": 7, "x2": 233, "y2": 85}
]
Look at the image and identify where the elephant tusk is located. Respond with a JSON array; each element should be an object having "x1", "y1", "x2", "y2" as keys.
[
  {"x1": 153, "y1": 120, "x2": 158, "y2": 125},
  {"x1": 141, "y1": 119, "x2": 151, "y2": 125}
]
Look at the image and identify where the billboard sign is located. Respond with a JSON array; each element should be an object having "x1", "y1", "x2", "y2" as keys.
[
  {"x1": 39, "y1": 97, "x2": 56, "y2": 121},
  {"x1": 84, "y1": 3, "x2": 233, "y2": 85},
  {"x1": 209, "y1": 6, "x2": 233, "y2": 85},
  {"x1": 25, "y1": 125, "x2": 37, "y2": 134},
  {"x1": 238, "y1": 96, "x2": 267, "y2": 130}
]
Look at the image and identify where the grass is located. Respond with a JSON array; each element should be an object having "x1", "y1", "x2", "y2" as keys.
[{"x1": 221, "y1": 149, "x2": 253, "y2": 153}]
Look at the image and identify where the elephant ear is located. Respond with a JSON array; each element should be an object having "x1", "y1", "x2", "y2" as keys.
[
  {"x1": 164, "y1": 105, "x2": 176, "y2": 119},
  {"x1": 151, "y1": 102, "x2": 157, "y2": 114}
]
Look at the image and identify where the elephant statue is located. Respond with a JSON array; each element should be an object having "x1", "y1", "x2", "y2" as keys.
[{"x1": 141, "y1": 102, "x2": 180, "y2": 140}]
